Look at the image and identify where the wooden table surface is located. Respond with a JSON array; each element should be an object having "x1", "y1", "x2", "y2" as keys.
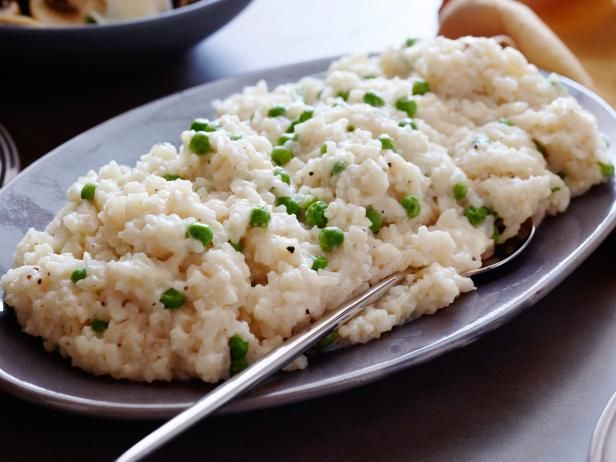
[{"x1": 1, "y1": 1, "x2": 614, "y2": 461}]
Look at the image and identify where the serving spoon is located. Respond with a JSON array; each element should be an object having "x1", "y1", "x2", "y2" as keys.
[{"x1": 117, "y1": 219, "x2": 536, "y2": 462}]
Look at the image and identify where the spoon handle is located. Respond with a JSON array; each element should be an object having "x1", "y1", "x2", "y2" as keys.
[
  {"x1": 118, "y1": 219, "x2": 536, "y2": 461},
  {"x1": 117, "y1": 271, "x2": 406, "y2": 462}
]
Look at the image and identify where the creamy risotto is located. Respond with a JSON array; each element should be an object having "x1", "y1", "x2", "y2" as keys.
[{"x1": 1, "y1": 37, "x2": 613, "y2": 383}]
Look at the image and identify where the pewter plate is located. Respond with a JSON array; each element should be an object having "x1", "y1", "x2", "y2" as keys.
[
  {"x1": 0, "y1": 58, "x2": 614, "y2": 419},
  {"x1": 590, "y1": 393, "x2": 616, "y2": 462}
]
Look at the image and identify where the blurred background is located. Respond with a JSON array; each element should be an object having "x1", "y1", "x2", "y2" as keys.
[{"x1": 0, "y1": 1, "x2": 614, "y2": 461}]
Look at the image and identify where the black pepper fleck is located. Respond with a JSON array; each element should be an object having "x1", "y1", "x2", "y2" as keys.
[
  {"x1": 309, "y1": 171, "x2": 314, "y2": 176},
  {"x1": 387, "y1": 162, "x2": 392, "y2": 167},
  {"x1": 286, "y1": 246, "x2": 295, "y2": 254},
  {"x1": 37, "y1": 279, "x2": 42, "y2": 285},
  {"x1": 26, "y1": 274, "x2": 32, "y2": 280}
]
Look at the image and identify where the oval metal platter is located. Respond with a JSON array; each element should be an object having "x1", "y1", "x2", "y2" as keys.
[{"x1": 0, "y1": 58, "x2": 614, "y2": 418}]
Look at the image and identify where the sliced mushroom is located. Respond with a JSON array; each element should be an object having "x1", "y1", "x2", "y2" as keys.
[
  {"x1": 29, "y1": 0, "x2": 88, "y2": 25},
  {"x1": 0, "y1": 0, "x2": 42, "y2": 26},
  {"x1": 174, "y1": 0, "x2": 198, "y2": 7},
  {"x1": 0, "y1": 13, "x2": 41, "y2": 25},
  {"x1": 87, "y1": 0, "x2": 104, "y2": 13},
  {"x1": 0, "y1": 0, "x2": 20, "y2": 16},
  {"x1": 101, "y1": 0, "x2": 172, "y2": 22}
]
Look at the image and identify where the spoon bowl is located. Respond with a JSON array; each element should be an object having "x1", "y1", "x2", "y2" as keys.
[{"x1": 466, "y1": 218, "x2": 536, "y2": 277}]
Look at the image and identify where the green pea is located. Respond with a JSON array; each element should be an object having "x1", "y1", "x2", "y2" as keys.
[
  {"x1": 70, "y1": 267, "x2": 87, "y2": 284},
  {"x1": 229, "y1": 240, "x2": 243, "y2": 252},
  {"x1": 273, "y1": 167, "x2": 291, "y2": 185},
  {"x1": 276, "y1": 197, "x2": 301, "y2": 216},
  {"x1": 267, "y1": 106, "x2": 287, "y2": 117},
  {"x1": 190, "y1": 118, "x2": 208, "y2": 131},
  {"x1": 398, "y1": 118, "x2": 417, "y2": 129},
  {"x1": 336, "y1": 90, "x2": 350, "y2": 101},
  {"x1": 228, "y1": 334, "x2": 250, "y2": 376},
  {"x1": 412, "y1": 80, "x2": 431, "y2": 95},
  {"x1": 363, "y1": 92, "x2": 385, "y2": 107},
  {"x1": 317, "y1": 331, "x2": 337, "y2": 350},
  {"x1": 229, "y1": 357, "x2": 249, "y2": 375},
  {"x1": 320, "y1": 144, "x2": 328, "y2": 154},
  {"x1": 190, "y1": 118, "x2": 218, "y2": 132},
  {"x1": 305, "y1": 200, "x2": 328, "y2": 228},
  {"x1": 160, "y1": 288, "x2": 185, "y2": 309},
  {"x1": 405, "y1": 38, "x2": 418, "y2": 47},
  {"x1": 187, "y1": 223, "x2": 213, "y2": 247},
  {"x1": 311, "y1": 255, "x2": 328, "y2": 271},
  {"x1": 366, "y1": 208, "x2": 383, "y2": 233},
  {"x1": 534, "y1": 140, "x2": 547, "y2": 156},
  {"x1": 599, "y1": 161, "x2": 614, "y2": 177},
  {"x1": 491, "y1": 216, "x2": 504, "y2": 242},
  {"x1": 395, "y1": 97, "x2": 417, "y2": 117},
  {"x1": 331, "y1": 161, "x2": 348, "y2": 176},
  {"x1": 277, "y1": 133, "x2": 298, "y2": 145},
  {"x1": 162, "y1": 174, "x2": 180, "y2": 181},
  {"x1": 464, "y1": 206, "x2": 492, "y2": 226},
  {"x1": 492, "y1": 224, "x2": 501, "y2": 242},
  {"x1": 229, "y1": 334, "x2": 249, "y2": 360},
  {"x1": 250, "y1": 207, "x2": 271, "y2": 228},
  {"x1": 299, "y1": 195, "x2": 317, "y2": 207},
  {"x1": 80, "y1": 183, "x2": 97, "y2": 201},
  {"x1": 189, "y1": 132, "x2": 212, "y2": 155},
  {"x1": 498, "y1": 119, "x2": 514, "y2": 126},
  {"x1": 453, "y1": 183, "x2": 468, "y2": 200},
  {"x1": 286, "y1": 109, "x2": 314, "y2": 133},
  {"x1": 271, "y1": 146, "x2": 294, "y2": 166},
  {"x1": 85, "y1": 15, "x2": 96, "y2": 24},
  {"x1": 400, "y1": 195, "x2": 421, "y2": 219},
  {"x1": 319, "y1": 227, "x2": 345, "y2": 251},
  {"x1": 379, "y1": 135, "x2": 396, "y2": 151},
  {"x1": 298, "y1": 110, "x2": 314, "y2": 123},
  {"x1": 91, "y1": 318, "x2": 109, "y2": 333}
]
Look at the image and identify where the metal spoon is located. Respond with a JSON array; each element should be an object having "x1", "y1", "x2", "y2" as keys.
[
  {"x1": 0, "y1": 123, "x2": 20, "y2": 188},
  {"x1": 117, "y1": 219, "x2": 536, "y2": 462}
]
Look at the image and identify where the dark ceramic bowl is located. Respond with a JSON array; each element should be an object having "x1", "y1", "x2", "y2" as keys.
[{"x1": 1, "y1": 0, "x2": 252, "y2": 65}]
